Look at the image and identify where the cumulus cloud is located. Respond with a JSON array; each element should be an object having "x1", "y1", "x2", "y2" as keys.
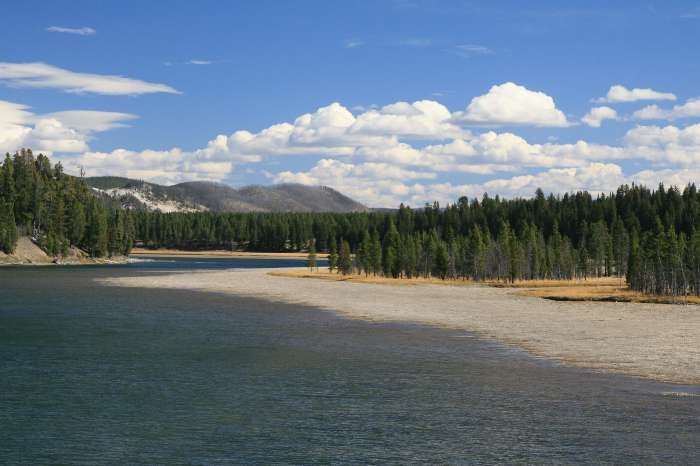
[
  {"x1": 482, "y1": 163, "x2": 625, "y2": 198},
  {"x1": 0, "y1": 99, "x2": 135, "y2": 156},
  {"x1": 271, "y1": 158, "x2": 700, "y2": 207},
  {"x1": 423, "y1": 132, "x2": 627, "y2": 170},
  {"x1": 272, "y1": 160, "x2": 629, "y2": 206},
  {"x1": 453, "y1": 82, "x2": 570, "y2": 127},
  {"x1": 623, "y1": 123, "x2": 700, "y2": 165},
  {"x1": 350, "y1": 100, "x2": 466, "y2": 139},
  {"x1": 9, "y1": 89, "x2": 700, "y2": 206},
  {"x1": 594, "y1": 85, "x2": 676, "y2": 103},
  {"x1": 0, "y1": 112, "x2": 89, "y2": 155},
  {"x1": 46, "y1": 26, "x2": 96, "y2": 35},
  {"x1": 0, "y1": 62, "x2": 180, "y2": 95},
  {"x1": 632, "y1": 98, "x2": 700, "y2": 121},
  {"x1": 273, "y1": 159, "x2": 442, "y2": 206},
  {"x1": 59, "y1": 148, "x2": 233, "y2": 185},
  {"x1": 581, "y1": 106, "x2": 618, "y2": 127}
]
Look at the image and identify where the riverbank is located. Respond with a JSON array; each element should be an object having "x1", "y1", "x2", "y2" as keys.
[
  {"x1": 100, "y1": 267, "x2": 700, "y2": 385},
  {"x1": 130, "y1": 247, "x2": 327, "y2": 260},
  {"x1": 270, "y1": 270, "x2": 700, "y2": 305},
  {"x1": 0, "y1": 237, "x2": 127, "y2": 266}
]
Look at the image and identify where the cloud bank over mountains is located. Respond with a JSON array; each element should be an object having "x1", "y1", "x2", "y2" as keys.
[{"x1": 3, "y1": 65, "x2": 700, "y2": 207}]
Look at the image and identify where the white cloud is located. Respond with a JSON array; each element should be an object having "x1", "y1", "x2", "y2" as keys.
[
  {"x1": 60, "y1": 148, "x2": 233, "y2": 185},
  {"x1": 422, "y1": 132, "x2": 627, "y2": 170},
  {"x1": 0, "y1": 62, "x2": 180, "y2": 95},
  {"x1": 11, "y1": 90, "x2": 700, "y2": 206},
  {"x1": 272, "y1": 160, "x2": 631, "y2": 207},
  {"x1": 581, "y1": 106, "x2": 618, "y2": 127},
  {"x1": 273, "y1": 159, "x2": 440, "y2": 206},
  {"x1": 594, "y1": 85, "x2": 676, "y2": 103},
  {"x1": 46, "y1": 26, "x2": 96, "y2": 36},
  {"x1": 632, "y1": 167, "x2": 700, "y2": 188},
  {"x1": 482, "y1": 163, "x2": 625, "y2": 198},
  {"x1": 43, "y1": 97, "x2": 645, "y2": 201},
  {"x1": 343, "y1": 39, "x2": 364, "y2": 49},
  {"x1": 0, "y1": 99, "x2": 135, "y2": 156},
  {"x1": 452, "y1": 44, "x2": 494, "y2": 58},
  {"x1": 453, "y1": 82, "x2": 570, "y2": 127},
  {"x1": 0, "y1": 100, "x2": 33, "y2": 126},
  {"x1": 0, "y1": 111, "x2": 90, "y2": 155},
  {"x1": 623, "y1": 123, "x2": 700, "y2": 166},
  {"x1": 350, "y1": 100, "x2": 466, "y2": 139},
  {"x1": 40, "y1": 111, "x2": 137, "y2": 132},
  {"x1": 187, "y1": 59, "x2": 212, "y2": 65},
  {"x1": 632, "y1": 98, "x2": 700, "y2": 121}
]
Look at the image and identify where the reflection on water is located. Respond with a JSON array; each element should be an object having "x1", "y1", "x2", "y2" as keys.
[{"x1": 1, "y1": 258, "x2": 698, "y2": 464}]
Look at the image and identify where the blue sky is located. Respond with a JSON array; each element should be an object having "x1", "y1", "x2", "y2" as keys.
[{"x1": 2, "y1": 0, "x2": 700, "y2": 206}]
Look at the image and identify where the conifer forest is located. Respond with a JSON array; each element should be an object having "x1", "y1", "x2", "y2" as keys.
[{"x1": 3, "y1": 150, "x2": 700, "y2": 297}]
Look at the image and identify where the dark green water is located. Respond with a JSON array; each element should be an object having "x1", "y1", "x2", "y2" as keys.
[{"x1": 1, "y1": 258, "x2": 699, "y2": 465}]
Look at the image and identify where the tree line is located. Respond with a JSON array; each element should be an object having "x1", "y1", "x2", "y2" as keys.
[
  {"x1": 135, "y1": 183, "x2": 700, "y2": 297},
  {"x1": 5, "y1": 150, "x2": 700, "y2": 298},
  {"x1": 0, "y1": 149, "x2": 134, "y2": 257}
]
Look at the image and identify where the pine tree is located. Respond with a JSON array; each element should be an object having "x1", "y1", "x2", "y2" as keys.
[
  {"x1": 359, "y1": 231, "x2": 372, "y2": 276},
  {"x1": 338, "y1": 239, "x2": 352, "y2": 275},
  {"x1": 433, "y1": 240, "x2": 448, "y2": 279},
  {"x1": 328, "y1": 236, "x2": 338, "y2": 272},
  {"x1": 68, "y1": 201, "x2": 86, "y2": 247},
  {"x1": 370, "y1": 229, "x2": 382, "y2": 276},
  {"x1": 1, "y1": 154, "x2": 15, "y2": 205},
  {"x1": 306, "y1": 240, "x2": 317, "y2": 272},
  {"x1": 85, "y1": 198, "x2": 108, "y2": 257},
  {"x1": 612, "y1": 220, "x2": 629, "y2": 278},
  {"x1": 382, "y1": 219, "x2": 400, "y2": 278},
  {"x1": 0, "y1": 200, "x2": 18, "y2": 253}
]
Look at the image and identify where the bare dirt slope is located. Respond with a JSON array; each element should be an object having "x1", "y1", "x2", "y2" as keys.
[{"x1": 0, "y1": 237, "x2": 53, "y2": 265}]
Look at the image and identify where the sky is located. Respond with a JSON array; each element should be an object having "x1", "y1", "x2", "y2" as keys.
[{"x1": 2, "y1": 0, "x2": 700, "y2": 207}]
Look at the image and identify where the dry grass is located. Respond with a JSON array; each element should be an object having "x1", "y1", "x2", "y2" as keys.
[
  {"x1": 267, "y1": 269, "x2": 465, "y2": 286},
  {"x1": 131, "y1": 248, "x2": 327, "y2": 260},
  {"x1": 269, "y1": 269, "x2": 700, "y2": 305},
  {"x1": 519, "y1": 282, "x2": 700, "y2": 305}
]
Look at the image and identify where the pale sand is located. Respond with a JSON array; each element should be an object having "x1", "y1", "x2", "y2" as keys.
[
  {"x1": 99, "y1": 267, "x2": 700, "y2": 385},
  {"x1": 130, "y1": 248, "x2": 328, "y2": 260}
]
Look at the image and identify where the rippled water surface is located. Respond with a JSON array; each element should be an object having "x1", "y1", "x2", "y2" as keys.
[{"x1": 1, "y1": 258, "x2": 698, "y2": 464}]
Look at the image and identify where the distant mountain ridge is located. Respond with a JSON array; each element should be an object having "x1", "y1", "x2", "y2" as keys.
[{"x1": 87, "y1": 177, "x2": 368, "y2": 213}]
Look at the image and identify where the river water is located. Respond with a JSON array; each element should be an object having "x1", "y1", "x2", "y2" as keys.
[{"x1": 1, "y1": 257, "x2": 698, "y2": 464}]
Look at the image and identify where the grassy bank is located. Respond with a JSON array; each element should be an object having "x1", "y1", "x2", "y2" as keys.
[{"x1": 269, "y1": 270, "x2": 700, "y2": 305}]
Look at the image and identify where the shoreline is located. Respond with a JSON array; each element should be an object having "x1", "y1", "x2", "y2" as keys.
[
  {"x1": 270, "y1": 269, "x2": 700, "y2": 305},
  {"x1": 99, "y1": 267, "x2": 700, "y2": 385},
  {"x1": 130, "y1": 247, "x2": 327, "y2": 260},
  {"x1": 0, "y1": 237, "x2": 128, "y2": 266}
]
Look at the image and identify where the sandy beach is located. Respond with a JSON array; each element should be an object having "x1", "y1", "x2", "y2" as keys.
[
  {"x1": 100, "y1": 267, "x2": 700, "y2": 385},
  {"x1": 130, "y1": 248, "x2": 327, "y2": 260}
]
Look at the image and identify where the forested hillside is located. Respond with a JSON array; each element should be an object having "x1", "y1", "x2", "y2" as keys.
[
  {"x1": 0, "y1": 149, "x2": 134, "y2": 257},
  {"x1": 134, "y1": 184, "x2": 700, "y2": 297}
]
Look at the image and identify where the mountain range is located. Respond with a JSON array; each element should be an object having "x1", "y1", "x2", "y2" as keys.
[{"x1": 87, "y1": 177, "x2": 368, "y2": 213}]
